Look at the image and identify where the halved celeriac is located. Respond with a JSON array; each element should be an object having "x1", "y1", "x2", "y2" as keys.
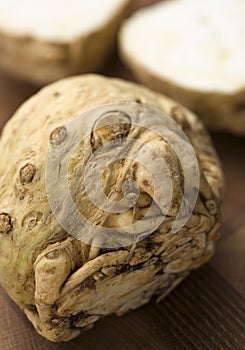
[
  {"x1": 0, "y1": 0, "x2": 130, "y2": 84},
  {"x1": 119, "y1": 0, "x2": 245, "y2": 134}
]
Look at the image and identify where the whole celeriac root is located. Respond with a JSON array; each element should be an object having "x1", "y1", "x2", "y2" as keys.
[{"x1": 0, "y1": 75, "x2": 223, "y2": 342}]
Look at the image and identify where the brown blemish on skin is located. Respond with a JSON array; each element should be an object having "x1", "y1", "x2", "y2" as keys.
[
  {"x1": 20, "y1": 164, "x2": 36, "y2": 184},
  {"x1": 91, "y1": 111, "x2": 131, "y2": 151},
  {"x1": 17, "y1": 274, "x2": 26, "y2": 283},
  {"x1": 0, "y1": 213, "x2": 13, "y2": 234},
  {"x1": 50, "y1": 126, "x2": 68, "y2": 145},
  {"x1": 170, "y1": 106, "x2": 190, "y2": 131},
  {"x1": 205, "y1": 200, "x2": 217, "y2": 215},
  {"x1": 22, "y1": 211, "x2": 43, "y2": 231},
  {"x1": 46, "y1": 267, "x2": 57, "y2": 275},
  {"x1": 46, "y1": 250, "x2": 59, "y2": 260},
  {"x1": 143, "y1": 180, "x2": 149, "y2": 187}
]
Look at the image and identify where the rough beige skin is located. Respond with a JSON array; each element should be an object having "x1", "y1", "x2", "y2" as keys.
[
  {"x1": 0, "y1": 0, "x2": 130, "y2": 85},
  {"x1": 119, "y1": 0, "x2": 245, "y2": 135},
  {"x1": 0, "y1": 75, "x2": 223, "y2": 342}
]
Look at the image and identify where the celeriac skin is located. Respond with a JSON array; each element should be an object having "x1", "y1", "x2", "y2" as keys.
[{"x1": 0, "y1": 75, "x2": 223, "y2": 342}]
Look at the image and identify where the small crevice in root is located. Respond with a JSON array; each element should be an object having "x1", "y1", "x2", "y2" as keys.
[
  {"x1": 69, "y1": 312, "x2": 87, "y2": 329},
  {"x1": 25, "y1": 304, "x2": 38, "y2": 313}
]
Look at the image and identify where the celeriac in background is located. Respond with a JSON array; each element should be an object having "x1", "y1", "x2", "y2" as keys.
[
  {"x1": 119, "y1": 0, "x2": 245, "y2": 134},
  {"x1": 0, "y1": 0, "x2": 130, "y2": 84}
]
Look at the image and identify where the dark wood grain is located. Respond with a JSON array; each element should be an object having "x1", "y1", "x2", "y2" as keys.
[{"x1": 0, "y1": 1, "x2": 245, "y2": 348}]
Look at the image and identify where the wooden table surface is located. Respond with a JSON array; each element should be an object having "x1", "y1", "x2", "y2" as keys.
[{"x1": 0, "y1": 2, "x2": 245, "y2": 349}]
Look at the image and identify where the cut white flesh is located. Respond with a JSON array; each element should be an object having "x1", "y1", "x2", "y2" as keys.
[
  {"x1": 0, "y1": 0, "x2": 130, "y2": 84},
  {"x1": 119, "y1": 0, "x2": 245, "y2": 134}
]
